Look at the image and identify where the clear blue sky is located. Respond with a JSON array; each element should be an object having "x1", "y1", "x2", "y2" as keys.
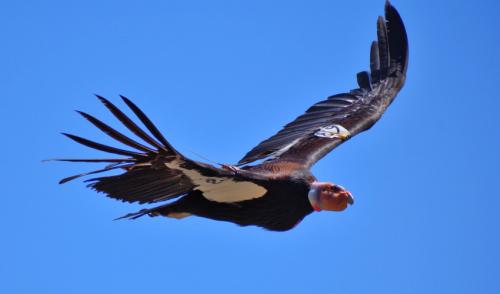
[{"x1": 1, "y1": 0, "x2": 499, "y2": 293}]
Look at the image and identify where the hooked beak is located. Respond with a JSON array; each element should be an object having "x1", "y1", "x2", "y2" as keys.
[
  {"x1": 346, "y1": 192, "x2": 354, "y2": 205},
  {"x1": 335, "y1": 184, "x2": 354, "y2": 205}
]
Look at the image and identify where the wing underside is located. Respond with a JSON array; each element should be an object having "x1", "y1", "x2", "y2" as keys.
[
  {"x1": 238, "y1": 1, "x2": 408, "y2": 168},
  {"x1": 55, "y1": 96, "x2": 267, "y2": 205}
]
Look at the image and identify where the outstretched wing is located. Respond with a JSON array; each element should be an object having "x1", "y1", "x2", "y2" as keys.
[
  {"x1": 55, "y1": 96, "x2": 267, "y2": 204},
  {"x1": 238, "y1": 2, "x2": 408, "y2": 168}
]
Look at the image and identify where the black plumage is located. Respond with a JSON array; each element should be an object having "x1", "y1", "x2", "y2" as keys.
[
  {"x1": 121, "y1": 178, "x2": 313, "y2": 231},
  {"x1": 238, "y1": 1, "x2": 408, "y2": 166},
  {"x1": 55, "y1": 1, "x2": 408, "y2": 231}
]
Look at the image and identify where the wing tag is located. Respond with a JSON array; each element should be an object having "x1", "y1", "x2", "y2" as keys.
[{"x1": 314, "y1": 124, "x2": 351, "y2": 140}]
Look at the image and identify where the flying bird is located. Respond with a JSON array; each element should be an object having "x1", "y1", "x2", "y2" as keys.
[{"x1": 56, "y1": 1, "x2": 408, "y2": 231}]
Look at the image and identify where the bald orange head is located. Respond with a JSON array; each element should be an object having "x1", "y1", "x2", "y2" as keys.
[{"x1": 308, "y1": 181, "x2": 354, "y2": 212}]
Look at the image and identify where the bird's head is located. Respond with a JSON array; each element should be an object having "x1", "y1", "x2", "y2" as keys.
[{"x1": 308, "y1": 181, "x2": 354, "y2": 212}]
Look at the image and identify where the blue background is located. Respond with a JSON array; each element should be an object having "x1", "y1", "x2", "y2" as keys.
[{"x1": 1, "y1": 0, "x2": 499, "y2": 293}]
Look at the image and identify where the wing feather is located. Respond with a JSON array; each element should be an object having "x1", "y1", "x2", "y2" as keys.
[
  {"x1": 370, "y1": 41, "x2": 380, "y2": 82},
  {"x1": 95, "y1": 95, "x2": 168, "y2": 152},
  {"x1": 57, "y1": 97, "x2": 268, "y2": 205},
  {"x1": 76, "y1": 111, "x2": 155, "y2": 153},
  {"x1": 120, "y1": 95, "x2": 177, "y2": 152},
  {"x1": 238, "y1": 2, "x2": 408, "y2": 168}
]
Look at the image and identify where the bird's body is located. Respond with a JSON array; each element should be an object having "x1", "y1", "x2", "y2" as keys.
[
  {"x1": 56, "y1": 1, "x2": 408, "y2": 231},
  {"x1": 156, "y1": 176, "x2": 313, "y2": 231}
]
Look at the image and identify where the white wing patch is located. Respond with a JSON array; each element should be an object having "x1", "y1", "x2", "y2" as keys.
[
  {"x1": 165, "y1": 160, "x2": 267, "y2": 203},
  {"x1": 314, "y1": 124, "x2": 351, "y2": 139}
]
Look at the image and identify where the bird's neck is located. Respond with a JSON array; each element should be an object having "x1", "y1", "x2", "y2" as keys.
[{"x1": 308, "y1": 188, "x2": 322, "y2": 212}]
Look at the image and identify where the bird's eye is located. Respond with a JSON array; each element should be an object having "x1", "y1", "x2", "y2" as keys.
[{"x1": 332, "y1": 185, "x2": 341, "y2": 193}]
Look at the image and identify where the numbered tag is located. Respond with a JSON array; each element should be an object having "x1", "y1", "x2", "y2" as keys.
[{"x1": 314, "y1": 124, "x2": 350, "y2": 139}]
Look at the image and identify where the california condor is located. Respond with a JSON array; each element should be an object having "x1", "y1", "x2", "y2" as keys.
[{"x1": 55, "y1": 1, "x2": 408, "y2": 231}]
